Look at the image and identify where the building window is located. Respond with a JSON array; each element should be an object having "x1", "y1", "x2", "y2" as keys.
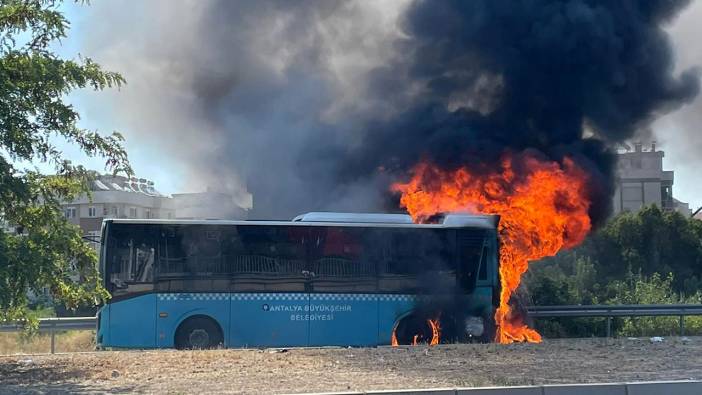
[
  {"x1": 64, "y1": 207, "x2": 77, "y2": 219},
  {"x1": 88, "y1": 206, "x2": 97, "y2": 218},
  {"x1": 111, "y1": 206, "x2": 119, "y2": 217},
  {"x1": 145, "y1": 209, "x2": 151, "y2": 219},
  {"x1": 661, "y1": 185, "x2": 673, "y2": 210},
  {"x1": 129, "y1": 207, "x2": 138, "y2": 218}
]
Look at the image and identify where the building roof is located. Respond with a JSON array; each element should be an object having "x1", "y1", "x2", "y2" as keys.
[{"x1": 90, "y1": 175, "x2": 165, "y2": 197}]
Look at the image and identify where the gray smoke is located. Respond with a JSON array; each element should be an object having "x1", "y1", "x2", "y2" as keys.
[
  {"x1": 77, "y1": 0, "x2": 699, "y2": 220},
  {"x1": 653, "y1": 0, "x2": 702, "y2": 208},
  {"x1": 79, "y1": 0, "x2": 409, "y2": 218}
]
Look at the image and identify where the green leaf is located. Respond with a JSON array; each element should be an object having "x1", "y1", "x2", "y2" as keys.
[{"x1": 1, "y1": 0, "x2": 128, "y2": 323}]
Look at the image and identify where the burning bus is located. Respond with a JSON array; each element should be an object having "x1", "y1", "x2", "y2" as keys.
[{"x1": 96, "y1": 212, "x2": 499, "y2": 349}]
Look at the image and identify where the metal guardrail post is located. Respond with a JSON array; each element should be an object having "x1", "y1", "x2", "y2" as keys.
[
  {"x1": 606, "y1": 316, "x2": 612, "y2": 338},
  {"x1": 680, "y1": 315, "x2": 685, "y2": 336},
  {"x1": 49, "y1": 322, "x2": 55, "y2": 354}
]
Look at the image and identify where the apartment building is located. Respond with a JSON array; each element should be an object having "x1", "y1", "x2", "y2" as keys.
[
  {"x1": 612, "y1": 142, "x2": 691, "y2": 217},
  {"x1": 61, "y1": 174, "x2": 252, "y2": 250},
  {"x1": 61, "y1": 175, "x2": 175, "y2": 249}
]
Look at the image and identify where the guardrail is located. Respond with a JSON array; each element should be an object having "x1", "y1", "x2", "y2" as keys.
[
  {"x1": 0, "y1": 317, "x2": 96, "y2": 354},
  {"x1": 2, "y1": 304, "x2": 702, "y2": 354},
  {"x1": 527, "y1": 304, "x2": 702, "y2": 337},
  {"x1": 302, "y1": 381, "x2": 702, "y2": 395}
]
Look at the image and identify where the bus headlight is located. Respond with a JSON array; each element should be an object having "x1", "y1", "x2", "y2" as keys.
[{"x1": 465, "y1": 316, "x2": 484, "y2": 337}]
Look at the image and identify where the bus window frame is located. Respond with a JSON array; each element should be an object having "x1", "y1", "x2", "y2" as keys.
[{"x1": 104, "y1": 223, "x2": 158, "y2": 297}]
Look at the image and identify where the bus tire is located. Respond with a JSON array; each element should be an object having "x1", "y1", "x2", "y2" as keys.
[
  {"x1": 392, "y1": 313, "x2": 437, "y2": 345},
  {"x1": 174, "y1": 315, "x2": 223, "y2": 349}
]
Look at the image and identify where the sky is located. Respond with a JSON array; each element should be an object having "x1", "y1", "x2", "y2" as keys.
[
  {"x1": 652, "y1": 0, "x2": 702, "y2": 212},
  {"x1": 47, "y1": 1, "x2": 702, "y2": 212},
  {"x1": 44, "y1": 2, "x2": 193, "y2": 195}
]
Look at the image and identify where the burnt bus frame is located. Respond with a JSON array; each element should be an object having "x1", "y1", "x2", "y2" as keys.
[{"x1": 97, "y1": 218, "x2": 499, "y2": 346}]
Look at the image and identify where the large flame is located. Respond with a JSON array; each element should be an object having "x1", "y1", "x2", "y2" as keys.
[{"x1": 391, "y1": 152, "x2": 592, "y2": 343}]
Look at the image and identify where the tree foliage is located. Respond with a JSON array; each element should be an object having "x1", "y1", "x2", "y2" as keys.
[
  {"x1": 0, "y1": 0, "x2": 130, "y2": 323},
  {"x1": 597, "y1": 206, "x2": 702, "y2": 293},
  {"x1": 526, "y1": 206, "x2": 702, "y2": 336}
]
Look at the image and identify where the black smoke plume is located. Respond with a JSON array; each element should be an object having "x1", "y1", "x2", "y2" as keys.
[
  {"x1": 82, "y1": 0, "x2": 698, "y2": 221},
  {"x1": 335, "y1": 0, "x2": 699, "y2": 225}
]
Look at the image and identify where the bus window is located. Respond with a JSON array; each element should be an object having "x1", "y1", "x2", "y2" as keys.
[
  {"x1": 420, "y1": 229, "x2": 457, "y2": 292},
  {"x1": 107, "y1": 225, "x2": 156, "y2": 297},
  {"x1": 156, "y1": 225, "x2": 186, "y2": 275},
  {"x1": 173, "y1": 225, "x2": 223, "y2": 274},
  {"x1": 457, "y1": 229, "x2": 488, "y2": 291},
  {"x1": 478, "y1": 245, "x2": 488, "y2": 281},
  {"x1": 377, "y1": 228, "x2": 456, "y2": 294},
  {"x1": 153, "y1": 225, "x2": 229, "y2": 292},
  {"x1": 309, "y1": 226, "x2": 376, "y2": 293},
  {"x1": 226, "y1": 225, "x2": 307, "y2": 292}
]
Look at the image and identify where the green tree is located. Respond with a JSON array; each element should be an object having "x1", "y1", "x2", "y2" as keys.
[
  {"x1": 0, "y1": 0, "x2": 130, "y2": 323},
  {"x1": 606, "y1": 272, "x2": 702, "y2": 336},
  {"x1": 526, "y1": 206, "x2": 702, "y2": 337},
  {"x1": 596, "y1": 206, "x2": 702, "y2": 293}
]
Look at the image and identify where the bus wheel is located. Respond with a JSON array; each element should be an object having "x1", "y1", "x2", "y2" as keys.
[
  {"x1": 175, "y1": 316, "x2": 223, "y2": 349},
  {"x1": 392, "y1": 314, "x2": 438, "y2": 345}
]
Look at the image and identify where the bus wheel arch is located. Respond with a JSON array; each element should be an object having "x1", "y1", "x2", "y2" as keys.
[
  {"x1": 174, "y1": 315, "x2": 224, "y2": 349},
  {"x1": 391, "y1": 312, "x2": 439, "y2": 346}
]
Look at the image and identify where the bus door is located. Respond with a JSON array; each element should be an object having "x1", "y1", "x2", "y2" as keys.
[
  {"x1": 107, "y1": 224, "x2": 158, "y2": 348},
  {"x1": 228, "y1": 225, "x2": 310, "y2": 347},
  {"x1": 307, "y1": 226, "x2": 379, "y2": 346},
  {"x1": 458, "y1": 229, "x2": 493, "y2": 315}
]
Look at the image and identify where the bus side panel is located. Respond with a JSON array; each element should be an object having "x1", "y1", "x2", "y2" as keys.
[
  {"x1": 156, "y1": 293, "x2": 231, "y2": 348},
  {"x1": 108, "y1": 294, "x2": 157, "y2": 348},
  {"x1": 377, "y1": 295, "x2": 415, "y2": 345},
  {"x1": 308, "y1": 294, "x2": 378, "y2": 347},
  {"x1": 471, "y1": 286, "x2": 494, "y2": 316},
  {"x1": 229, "y1": 293, "x2": 310, "y2": 347}
]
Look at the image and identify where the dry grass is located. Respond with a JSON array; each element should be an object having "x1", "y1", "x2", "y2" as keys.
[
  {"x1": 1, "y1": 337, "x2": 702, "y2": 394},
  {"x1": 0, "y1": 331, "x2": 95, "y2": 355}
]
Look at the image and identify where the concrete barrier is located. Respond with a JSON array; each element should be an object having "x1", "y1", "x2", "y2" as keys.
[
  {"x1": 542, "y1": 383, "x2": 626, "y2": 395},
  {"x1": 626, "y1": 380, "x2": 702, "y2": 395},
  {"x1": 298, "y1": 380, "x2": 702, "y2": 395},
  {"x1": 456, "y1": 386, "x2": 542, "y2": 395},
  {"x1": 366, "y1": 390, "x2": 456, "y2": 395}
]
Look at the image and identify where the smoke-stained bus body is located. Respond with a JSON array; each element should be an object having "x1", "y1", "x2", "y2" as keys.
[{"x1": 96, "y1": 213, "x2": 499, "y2": 349}]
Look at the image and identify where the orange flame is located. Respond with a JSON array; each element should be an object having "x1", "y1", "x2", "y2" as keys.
[
  {"x1": 391, "y1": 152, "x2": 592, "y2": 344},
  {"x1": 391, "y1": 318, "x2": 442, "y2": 346},
  {"x1": 428, "y1": 318, "x2": 441, "y2": 346}
]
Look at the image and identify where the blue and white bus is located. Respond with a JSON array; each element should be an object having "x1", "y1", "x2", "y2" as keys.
[{"x1": 96, "y1": 212, "x2": 499, "y2": 349}]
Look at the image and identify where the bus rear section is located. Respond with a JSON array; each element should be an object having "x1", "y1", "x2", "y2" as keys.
[{"x1": 97, "y1": 214, "x2": 498, "y2": 349}]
